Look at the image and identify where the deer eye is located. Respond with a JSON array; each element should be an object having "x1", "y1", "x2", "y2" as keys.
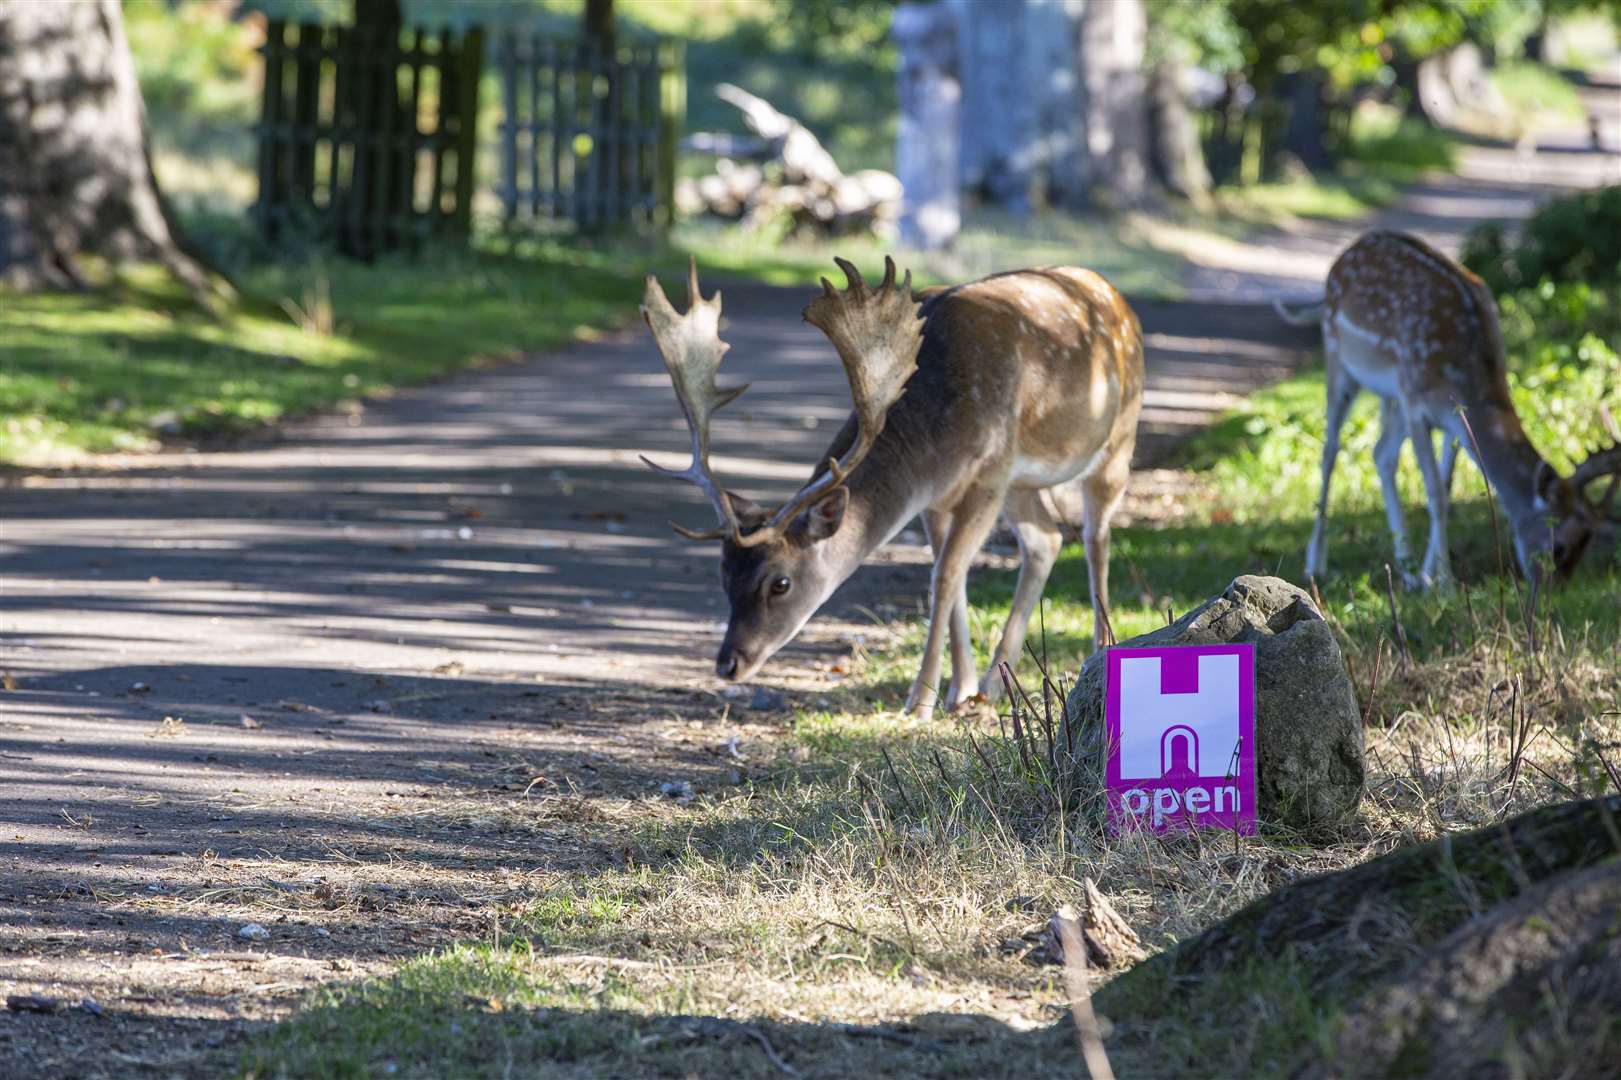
[{"x1": 769, "y1": 575, "x2": 792, "y2": 596}]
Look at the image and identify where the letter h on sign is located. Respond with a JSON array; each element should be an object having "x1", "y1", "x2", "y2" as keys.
[{"x1": 1104, "y1": 644, "x2": 1256, "y2": 834}]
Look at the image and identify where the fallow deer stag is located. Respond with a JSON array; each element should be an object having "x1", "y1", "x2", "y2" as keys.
[
  {"x1": 641, "y1": 257, "x2": 1144, "y2": 719},
  {"x1": 1277, "y1": 230, "x2": 1621, "y2": 588}
]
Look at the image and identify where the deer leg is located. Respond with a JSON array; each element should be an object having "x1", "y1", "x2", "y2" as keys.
[
  {"x1": 979, "y1": 489, "x2": 1063, "y2": 702},
  {"x1": 1372, "y1": 397, "x2": 1419, "y2": 590},
  {"x1": 1407, "y1": 411, "x2": 1455, "y2": 590},
  {"x1": 1439, "y1": 433, "x2": 1460, "y2": 502},
  {"x1": 1306, "y1": 367, "x2": 1359, "y2": 581},
  {"x1": 906, "y1": 487, "x2": 1005, "y2": 721},
  {"x1": 922, "y1": 508, "x2": 978, "y2": 710},
  {"x1": 1079, "y1": 446, "x2": 1131, "y2": 652}
]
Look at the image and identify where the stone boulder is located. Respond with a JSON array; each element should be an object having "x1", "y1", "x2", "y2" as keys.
[{"x1": 1061, "y1": 575, "x2": 1364, "y2": 831}]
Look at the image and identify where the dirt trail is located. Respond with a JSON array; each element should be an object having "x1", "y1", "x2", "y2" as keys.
[{"x1": 2, "y1": 128, "x2": 1616, "y2": 1074}]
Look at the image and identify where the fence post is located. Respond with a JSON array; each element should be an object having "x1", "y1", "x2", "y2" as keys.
[
  {"x1": 453, "y1": 26, "x2": 485, "y2": 237},
  {"x1": 657, "y1": 39, "x2": 685, "y2": 229},
  {"x1": 499, "y1": 33, "x2": 518, "y2": 221},
  {"x1": 255, "y1": 19, "x2": 287, "y2": 241}
]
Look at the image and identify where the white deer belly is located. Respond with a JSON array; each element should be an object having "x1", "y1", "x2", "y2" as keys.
[
  {"x1": 1331, "y1": 311, "x2": 1404, "y2": 399},
  {"x1": 1010, "y1": 445, "x2": 1101, "y2": 490}
]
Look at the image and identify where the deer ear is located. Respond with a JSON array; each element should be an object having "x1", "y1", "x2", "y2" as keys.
[
  {"x1": 724, "y1": 491, "x2": 769, "y2": 528},
  {"x1": 1533, "y1": 462, "x2": 1563, "y2": 509},
  {"x1": 802, "y1": 487, "x2": 849, "y2": 541}
]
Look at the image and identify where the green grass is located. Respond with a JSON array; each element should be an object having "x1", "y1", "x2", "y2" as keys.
[
  {"x1": 0, "y1": 243, "x2": 678, "y2": 465},
  {"x1": 0, "y1": 204, "x2": 1194, "y2": 466}
]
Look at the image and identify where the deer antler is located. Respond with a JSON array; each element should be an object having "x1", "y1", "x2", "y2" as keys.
[
  {"x1": 1571, "y1": 403, "x2": 1621, "y2": 522},
  {"x1": 727, "y1": 255, "x2": 924, "y2": 548},
  {"x1": 640, "y1": 258, "x2": 749, "y2": 541}
]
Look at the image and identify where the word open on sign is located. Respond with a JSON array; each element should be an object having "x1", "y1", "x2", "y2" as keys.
[{"x1": 1104, "y1": 644, "x2": 1256, "y2": 835}]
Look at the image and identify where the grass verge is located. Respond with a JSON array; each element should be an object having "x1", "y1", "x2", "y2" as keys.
[{"x1": 0, "y1": 243, "x2": 692, "y2": 466}]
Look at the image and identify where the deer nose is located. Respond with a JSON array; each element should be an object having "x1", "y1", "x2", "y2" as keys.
[{"x1": 716, "y1": 649, "x2": 743, "y2": 680}]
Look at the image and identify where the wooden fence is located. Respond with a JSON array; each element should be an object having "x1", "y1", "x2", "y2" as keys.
[
  {"x1": 254, "y1": 19, "x2": 484, "y2": 257},
  {"x1": 494, "y1": 35, "x2": 682, "y2": 232}
]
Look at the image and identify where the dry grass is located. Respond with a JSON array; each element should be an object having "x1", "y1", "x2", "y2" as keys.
[{"x1": 244, "y1": 560, "x2": 1619, "y2": 1076}]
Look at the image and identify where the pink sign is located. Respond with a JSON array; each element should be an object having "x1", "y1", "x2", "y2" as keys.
[{"x1": 1104, "y1": 644, "x2": 1256, "y2": 835}]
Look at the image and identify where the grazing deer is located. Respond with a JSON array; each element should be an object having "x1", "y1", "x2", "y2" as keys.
[
  {"x1": 641, "y1": 257, "x2": 1144, "y2": 719},
  {"x1": 1276, "y1": 230, "x2": 1621, "y2": 589}
]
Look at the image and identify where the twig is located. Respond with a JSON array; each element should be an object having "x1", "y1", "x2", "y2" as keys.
[
  {"x1": 1591, "y1": 737, "x2": 1621, "y2": 796},
  {"x1": 685, "y1": 1018, "x2": 800, "y2": 1077},
  {"x1": 965, "y1": 729, "x2": 1005, "y2": 806},
  {"x1": 999, "y1": 661, "x2": 1034, "y2": 773},
  {"x1": 1053, "y1": 905, "x2": 1115, "y2": 1080},
  {"x1": 1361, "y1": 640, "x2": 1383, "y2": 728},
  {"x1": 829, "y1": 1023, "x2": 949, "y2": 1051},
  {"x1": 878, "y1": 745, "x2": 919, "y2": 819},
  {"x1": 1383, "y1": 564, "x2": 1412, "y2": 672}
]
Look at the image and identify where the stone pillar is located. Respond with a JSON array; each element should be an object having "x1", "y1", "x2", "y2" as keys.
[{"x1": 893, "y1": 3, "x2": 961, "y2": 250}]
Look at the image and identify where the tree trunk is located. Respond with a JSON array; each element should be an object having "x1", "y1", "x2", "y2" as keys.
[
  {"x1": 1147, "y1": 59, "x2": 1212, "y2": 207},
  {"x1": 339, "y1": 0, "x2": 405, "y2": 258},
  {"x1": 1277, "y1": 71, "x2": 1333, "y2": 173},
  {"x1": 1076, "y1": 0, "x2": 1153, "y2": 207},
  {"x1": 893, "y1": 2, "x2": 960, "y2": 249},
  {"x1": 947, "y1": 0, "x2": 1037, "y2": 209},
  {"x1": 0, "y1": 0, "x2": 214, "y2": 299}
]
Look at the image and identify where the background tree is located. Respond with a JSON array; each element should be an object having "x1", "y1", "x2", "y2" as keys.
[{"x1": 0, "y1": 0, "x2": 215, "y2": 298}]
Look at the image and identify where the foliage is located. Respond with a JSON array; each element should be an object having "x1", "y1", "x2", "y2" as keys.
[
  {"x1": 1161, "y1": 0, "x2": 1591, "y2": 91},
  {"x1": 124, "y1": 0, "x2": 259, "y2": 124},
  {"x1": 1462, "y1": 185, "x2": 1621, "y2": 293}
]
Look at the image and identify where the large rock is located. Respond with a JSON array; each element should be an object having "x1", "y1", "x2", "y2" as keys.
[{"x1": 1062, "y1": 575, "x2": 1364, "y2": 830}]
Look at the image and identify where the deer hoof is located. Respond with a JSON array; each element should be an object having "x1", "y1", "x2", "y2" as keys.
[{"x1": 902, "y1": 686, "x2": 937, "y2": 721}]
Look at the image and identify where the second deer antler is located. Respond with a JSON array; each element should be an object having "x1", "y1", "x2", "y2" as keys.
[{"x1": 639, "y1": 258, "x2": 749, "y2": 541}]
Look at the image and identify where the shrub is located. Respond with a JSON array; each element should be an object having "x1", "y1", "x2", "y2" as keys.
[{"x1": 1462, "y1": 185, "x2": 1621, "y2": 293}]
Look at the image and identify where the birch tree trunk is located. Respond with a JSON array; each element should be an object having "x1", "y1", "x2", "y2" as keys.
[
  {"x1": 894, "y1": 3, "x2": 960, "y2": 249},
  {"x1": 1077, "y1": 0, "x2": 1152, "y2": 207},
  {"x1": 948, "y1": 0, "x2": 1033, "y2": 208},
  {"x1": 0, "y1": 0, "x2": 214, "y2": 298}
]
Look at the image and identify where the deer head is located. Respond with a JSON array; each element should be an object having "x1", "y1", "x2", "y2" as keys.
[
  {"x1": 1528, "y1": 408, "x2": 1621, "y2": 579},
  {"x1": 641, "y1": 256, "x2": 923, "y2": 680}
]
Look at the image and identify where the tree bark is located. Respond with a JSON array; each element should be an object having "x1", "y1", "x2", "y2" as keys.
[
  {"x1": 947, "y1": 0, "x2": 1033, "y2": 208},
  {"x1": 0, "y1": 0, "x2": 214, "y2": 298},
  {"x1": 1147, "y1": 59, "x2": 1212, "y2": 206},
  {"x1": 893, "y1": 2, "x2": 960, "y2": 249},
  {"x1": 1277, "y1": 71, "x2": 1333, "y2": 173},
  {"x1": 1076, "y1": 0, "x2": 1152, "y2": 207}
]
